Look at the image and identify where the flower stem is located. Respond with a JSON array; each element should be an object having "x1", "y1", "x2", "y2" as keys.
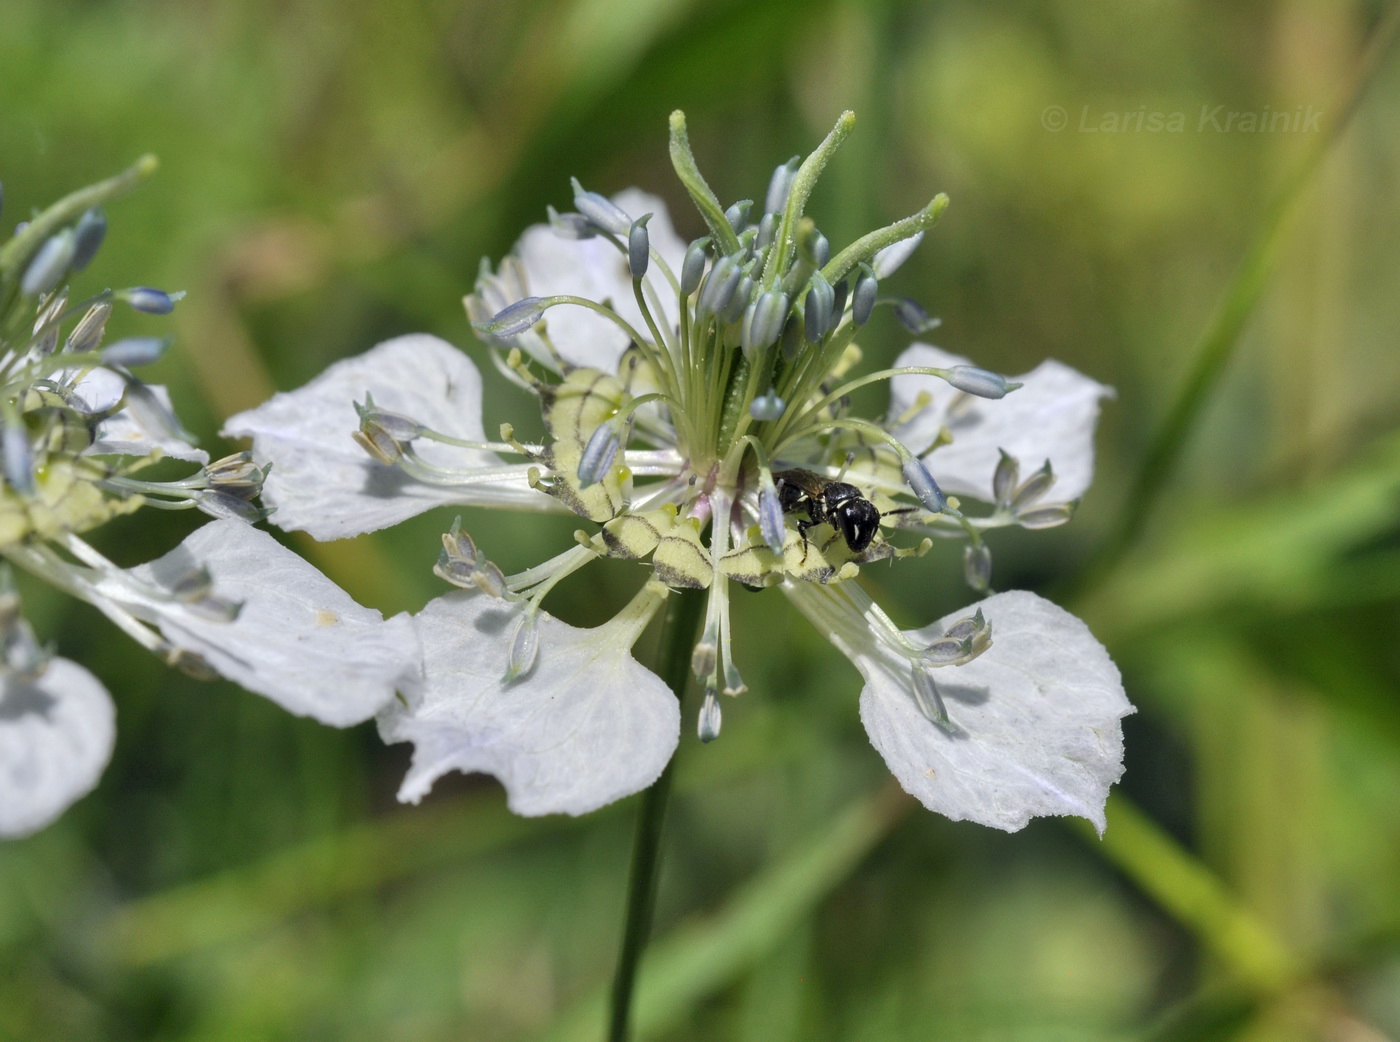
[{"x1": 608, "y1": 588, "x2": 705, "y2": 1042}]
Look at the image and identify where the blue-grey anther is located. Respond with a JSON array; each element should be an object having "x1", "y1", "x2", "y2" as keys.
[
  {"x1": 764, "y1": 157, "x2": 799, "y2": 215},
  {"x1": 479, "y1": 296, "x2": 549, "y2": 337},
  {"x1": 697, "y1": 255, "x2": 742, "y2": 317},
  {"x1": 718, "y1": 273, "x2": 748, "y2": 325},
  {"x1": 570, "y1": 178, "x2": 631, "y2": 235},
  {"x1": 945, "y1": 365, "x2": 1017, "y2": 400},
  {"x1": 577, "y1": 420, "x2": 622, "y2": 488},
  {"x1": 71, "y1": 208, "x2": 108, "y2": 272},
  {"x1": 124, "y1": 287, "x2": 182, "y2": 315},
  {"x1": 2, "y1": 423, "x2": 34, "y2": 495},
  {"x1": 911, "y1": 669, "x2": 950, "y2": 726},
  {"x1": 698, "y1": 689, "x2": 722, "y2": 743},
  {"x1": 963, "y1": 541, "x2": 992, "y2": 593},
  {"x1": 902, "y1": 456, "x2": 959, "y2": 516},
  {"x1": 804, "y1": 271, "x2": 834, "y2": 342},
  {"x1": 1010, "y1": 460, "x2": 1055, "y2": 510},
  {"x1": 627, "y1": 214, "x2": 652, "y2": 280},
  {"x1": 894, "y1": 298, "x2": 939, "y2": 336},
  {"x1": 21, "y1": 229, "x2": 76, "y2": 297},
  {"x1": 758, "y1": 484, "x2": 787, "y2": 555},
  {"x1": 680, "y1": 237, "x2": 710, "y2": 295},
  {"x1": 852, "y1": 265, "x2": 877, "y2": 326},
  {"x1": 724, "y1": 200, "x2": 753, "y2": 232},
  {"x1": 992, "y1": 450, "x2": 1019, "y2": 506},
  {"x1": 749, "y1": 388, "x2": 785, "y2": 422},
  {"x1": 101, "y1": 336, "x2": 169, "y2": 368},
  {"x1": 503, "y1": 611, "x2": 540, "y2": 681},
  {"x1": 741, "y1": 289, "x2": 787, "y2": 355}
]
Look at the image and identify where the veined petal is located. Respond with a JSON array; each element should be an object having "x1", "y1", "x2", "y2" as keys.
[
  {"x1": 0, "y1": 657, "x2": 115, "y2": 838},
  {"x1": 514, "y1": 190, "x2": 687, "y2": 371},
  {"x1": 786, "y1": 585, "x2": 1131, "y2": 834},
  {"x1": 73, "y1": 369, "x2": 208, "y2": 463},
  {"x1": 889, "y1": 344, "x2": 1112, "y2": 503},
  {"x1": 378, "y1": 590, "x2": 679, "y2": 817},
  {"x1": 110, "y1": 519, "x2": 421, "y2": 726},
  {"x1": 223, "y1": 334, "x2": 546, "y2": 540}
]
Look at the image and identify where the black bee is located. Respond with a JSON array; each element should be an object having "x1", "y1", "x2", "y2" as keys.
[{"x1": 774, "y1": 468, "x2": 909, "y2": 554}]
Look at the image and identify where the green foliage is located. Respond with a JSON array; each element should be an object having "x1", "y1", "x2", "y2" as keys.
[{"x1": 3, "y1": 0, "x2": 1400, "y2": 1038}]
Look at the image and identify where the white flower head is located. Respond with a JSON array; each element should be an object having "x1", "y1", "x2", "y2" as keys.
[
  {"x1": 0, "y1": 162, "x2": 421, "y2": 838},
  {"x1": 227, "y1": 111, "x2": 1133, "y2": 831}
]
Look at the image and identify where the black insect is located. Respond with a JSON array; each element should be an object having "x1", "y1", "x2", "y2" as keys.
[{"x1": 774, "y1": 468, "x2": 910, "y2": 554}]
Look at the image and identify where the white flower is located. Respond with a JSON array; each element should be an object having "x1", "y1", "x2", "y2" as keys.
[
  {"x1": 0, "y1": 165, "x2": 422, "y2": 838},
  {"x1": 227, "y1": 111, "x2": 1133, "y2": 832}
]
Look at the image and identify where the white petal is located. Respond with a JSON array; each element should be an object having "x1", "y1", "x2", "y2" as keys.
[
  {"x1": 857, "y1": 590, "x2": 1132, "y2": 834},
  {"x1": 515, "y1": 190, "x2": 687, "y2": 372},
  {"x1": 0, "y1": 658, "x2": 115, "y2": 838},
  {"x1": 378, "y1": 591, "x2": 680, "y2": 816},
  {"x1": 872, "y1": 231, "x2": 924, "y2": 278},
  {"x1": 113, "y1": 519, "x2": 421, "y2": 726},
  {"x1": 889, "y1": 344, "x2": 1113, "y2": 503},
  {"x1": 74, "y1": 369, "x2": 208, "y2": 463},
  {"x1": 223, "y1": 333, "x2": 545, "y2": 540}
]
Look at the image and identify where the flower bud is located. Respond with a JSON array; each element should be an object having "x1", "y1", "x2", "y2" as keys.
[
  {"x1": 680, "y1": 237, "x2": 710, "y2": 295},
  {"x1": 124, "y1": 287, "x2": 184, "y2": 315},
  {"x1": 852, "y1": 266, "x2": 877, "y2": 326},
  {"x1": 476, "y1": 296, "x2": 549, "y2": 337},
  {"x1": 101, "y1": 336, "x2": 169, "y2": 368},
  {"x1": 627, "y1": 214, "x2": 652, "y2": 280},
  {"x1": 893, "y1": 298, "x2": 940, "y2": 335},
  {"x1": 697, "y1": 255, "x2": 741, "y2": 318},
  {"x1": 570, "y1": 178, "x2": 631, "y2": 235},
  {"x1": 992, "y1": 449, "x2": 1019, "y2": 507},
  {"x1": 21, "y1": 229, "x2": 76, "y2": 297},
  {"x1": 741, "y1": 290, "x2": 787, "y2": 356},
  {"x1": 546, "y1": 206, "x2": 598, "y2": 240},
  {"x1": 872, "y1": 231, "x2": 923, "y2": 278},
  {"x1": 749, "y1": 389, "x2": 785, "y2": 422},
  {"x1": 722, "y1": 274, "x2": 753, "y2": 325},
  {"x1": 901, "y1": 457, "x2": 958, "y2": 516},
  {"x1": 724, "y1": 199, "x2": 753, "y2": 232},
  {"x1": 804, "y1": 271, "x2": 835, "y2": 342},
  {"x1": 764, "y1": 156, "x2": 799, "y2": 215},
  {"x1": 944, "y1": 365, "x2": 1017, "y2": 400},
  {"x1": 70, "y1": 208, "x2": 108, "y2": 272}
]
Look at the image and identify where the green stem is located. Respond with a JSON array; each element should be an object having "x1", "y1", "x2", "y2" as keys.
[{"x1": 608, "y1": 588, "x2": 706, "y2": 1042}]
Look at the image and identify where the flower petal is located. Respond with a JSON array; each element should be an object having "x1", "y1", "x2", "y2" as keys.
[
  {"x1": 857, "y1": 590, "x2": 1131, "y2": 833},
  {"x1": 515, "y1": 190, "x2": 687, "y2": 371},
  {"x1": 378, "y1": 590, "x2": 680, "y2": 816},
  {"x1": 0, "y1": 657, "x2": 115, "y2": 838},
  {"x1": 223, "y1": 333, "x2": 544, "y2": 540},
  {"x1": 889, "y1": 344, "x2": 1112, "y2": 503},
  {"x1": 111, "y1": 519, "x2": 421, "y2": 726},
  {"x1": 74, "y1": 369, "x2": 208, "y2": 463}
]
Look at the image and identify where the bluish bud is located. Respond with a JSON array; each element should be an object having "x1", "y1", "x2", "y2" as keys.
[
  {"x1": 722, "y1": 274, "x2": 753, "y2": 325},
  {"x1": 756, "y1": 211, "x2": 778, "y2": 249},
  {"x1": 2, "y1": 423, "x2": 35, "y2": 495},
  {"x1": 680, "y1": 237, "x2": 710, "y2": 295},
  {"x1": 124, "y1": 286, "x2": 184, "y2": 315},
  {"x1": 547, "y1": 205, "x2": 598, "y2": 240},
  {"x1": 872, "y1": 232, "x2": 924, "y2": 278},
  {"x1": 779, "y1": 313, "x2": 804, "y2": 361},
  {"x1": 101, "y1": 336, "x2": 170, "y2": 368},
  {"x1": 894, "y1": 298, "x2": 940, "y2": 335},
  {"x1": 503, "y1": 611, "x2": 540, "y2": 681},
  {"x1": 830, "y1": 278, "x2": 849, "y2": 325},
  {"x1": 577, "y1": 420, "x2": 622, "y2": 488},
  {"x1": 741, "y1": 290, "x2": 787, "y2": 355},
  {"x1": 945, "y1": 365, "x2": 1016, "y2": 399},
  {"x1": 804, "y1": 271, "x2": 834, "y2": 342},
  {"x1": 902, "y1": 456, "x2": 959, "y2": 516},
  {"x1": 749, "y1": 389, "x2": 785, "y2": 422},
  {"x1": 627, "y1": 213, "x2": 652, "y2": 280},
  {"x1": 852, "y1": 266, "x2": 877, "y2": 326},
  {"x1": 764, "y1": 157, "x2": 800, "y2": 214},
  {"x1": 21, "y1": 229, "x2": 76, "y2": 297},
  {"x1": 570, "y1": 178, "x2": 631, "y2": 235},
  {"x1": 698, "y1": 689, "x2": 722, "y2": 743},
  {"x1": 811, "y1": 231, "x2": 830, "y2": 268},
  {"x1": 697, "y1": 255, "x2": 742, "y2": 318},
  {"x1": 70, "y1": 208, "x2": 108, "y2": 272},
  {"x1": 477, "y1": 296, "x2": 549, "y2": 337},
  {"x1": 724, "y1": 199, "x2": 753, "y2": 232},
  {"x1": 758, "y1": 484, "x2": 787, "y2": 555}
]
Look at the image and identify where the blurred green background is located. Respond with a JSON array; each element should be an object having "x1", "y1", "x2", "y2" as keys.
[{"x1": 4, "y1": 0, "x2": 1400, "y2": 1039}]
